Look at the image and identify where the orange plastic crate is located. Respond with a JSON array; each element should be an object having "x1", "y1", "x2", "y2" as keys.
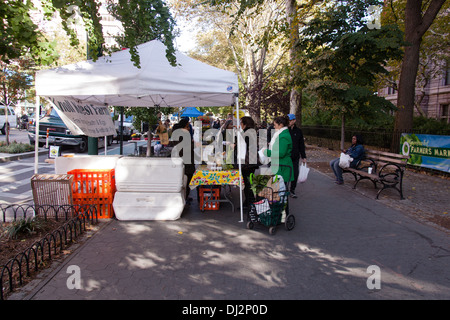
[
  {"x1": 199, "y1": 186, "x2": 220, "y2": 211},
  {"x1": 68, "y1": 169, "x2": 116, "y2": 219}
]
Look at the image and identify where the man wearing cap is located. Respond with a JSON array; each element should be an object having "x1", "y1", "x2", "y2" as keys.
[{"x1": 288, "y1": 114, "x2": 307, "y2": 198}]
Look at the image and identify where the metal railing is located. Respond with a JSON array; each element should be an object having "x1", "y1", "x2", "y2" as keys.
[
  {"x1": 301, "y1": 125, "x2": 450, "y2": 151},
  {"x1": 0, "y1": 204, "x2": 99, "y2": 300}
]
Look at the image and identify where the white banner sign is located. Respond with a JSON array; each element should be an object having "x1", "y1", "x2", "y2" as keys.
[{"x1": 49, "y1": 97, "x2": 116, "y2": 138}]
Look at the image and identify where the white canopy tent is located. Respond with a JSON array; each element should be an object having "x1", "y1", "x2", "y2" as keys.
[{"x1": 34, "y1": 40, "x2": 244, "y2": 222}]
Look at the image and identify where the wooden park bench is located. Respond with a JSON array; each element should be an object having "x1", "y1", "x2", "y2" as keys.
[{"x1": 343, "y1": 149, "x2": 410, "y2": 200}]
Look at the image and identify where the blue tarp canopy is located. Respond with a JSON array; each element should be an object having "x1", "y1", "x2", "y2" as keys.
[{"x1": 174, "y1": 107, "x2": 204, "y2": 117}]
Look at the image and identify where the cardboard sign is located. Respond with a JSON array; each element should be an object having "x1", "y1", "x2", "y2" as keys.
[{"x1": 49, "y1": 97, "x2": 116, "y2": 138}]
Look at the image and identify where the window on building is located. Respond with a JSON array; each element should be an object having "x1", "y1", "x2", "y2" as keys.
[
  {"x1": 388, "y1": 85, "x2": 396, "y2": 95},
  {"x1": 441, "y1": 104, "x2": 449, "y2": 123},
  {"x1": 445, "y1": 67, "x2": 450, "y2": 86}
]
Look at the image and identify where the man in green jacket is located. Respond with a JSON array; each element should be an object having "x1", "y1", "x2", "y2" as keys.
[{"x1": 263, "y1": 116, "x2": 294, "y2": 184}]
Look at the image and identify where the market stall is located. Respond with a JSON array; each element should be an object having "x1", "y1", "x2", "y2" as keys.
[
  {"x1": 34, "y1": 40, "x2": 244, "y2": 222},
  {"x1": 190, "y1": 165, "x2": 244, "y2": 212},
  {"x1": 173, "y1": 107, "x2": 204, "y2": 118}
]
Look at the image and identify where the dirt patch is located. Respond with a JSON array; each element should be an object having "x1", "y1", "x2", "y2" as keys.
[{"x1": 0, "y1": 218, "x2": 68, "y2": 266}]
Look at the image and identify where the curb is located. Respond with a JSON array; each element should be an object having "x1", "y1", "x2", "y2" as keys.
[{"x1": 0, "y1": 149, "x2": 48, "y2": 163}]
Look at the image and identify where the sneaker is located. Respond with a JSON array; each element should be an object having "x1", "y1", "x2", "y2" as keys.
[
  {"x1": 335, "y1": 180, "x2": 344, "y2": 185},
  {"x1": 290, "y1": 191, "x2": 298, "y2": 198}
]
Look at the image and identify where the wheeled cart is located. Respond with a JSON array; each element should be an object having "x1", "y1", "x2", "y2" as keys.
[{"x1": 246, "y1": 178, "x2": 295, "y2": 235}]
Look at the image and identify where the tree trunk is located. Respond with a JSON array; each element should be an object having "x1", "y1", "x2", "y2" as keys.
[
  {"x1": 340, "y1": 113, "x2": 345, "y2": 151},
  {"x1": 286, "y1": 0, "x2": 302, "y2": 124},
  {"x1": 392, "y1": 0, "x2": 446, "y2": 151},
  {"x1": 146, "y1": 129, "x2": 152, "y2": 157},
  {"x1": 393, "y1": 38, "x2": 421, "y2": 131},
  {"x1": 2, "y1": 86, "x2": 10, "y2": 145},
  {"x1": 291, "y1": 89, "x2": 302, "y2": 124}
]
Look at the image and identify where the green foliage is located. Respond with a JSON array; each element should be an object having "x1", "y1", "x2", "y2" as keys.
[
  {"x1": 303, "y1": 110, "x2": 450, "y2": 136},
  {"x1": 5, "y1": 217, "x2": 44, "y2": 240},
  {"x1": 107, "y1": 0, "x2": 177, "y2": 68},
  {"x1": 119, "y1": 106, "x2": 175, "y2": 133},
  {"x1": 0, "y1": 141, "x2": 35, "y2": 154},
  {"x1": 0, "y1": 0, "x2": 58, "y2": 65},
  {"x1": 413, "y1": 117, "x2": 450, "y2": 135},
  {"x1": 249, "y1": 173, "x2": 271, "y2": 196},
  {"x1": 298, "y1": 0, "x2": 404, "y2": 121},
  {"x1": 46, "y1": 0, "x2": 104, "y2": 60},
  {"x1": 1, "y1": 59, "x2": 34, "y2": 108}
]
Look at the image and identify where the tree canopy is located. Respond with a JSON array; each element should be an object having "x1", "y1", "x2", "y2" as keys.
[
  {"x1": 298, "y1": 0, "x2": 404, "y2": 147},
  {"x1": 107, "y1": 0, "x2": 177, "y2": 67},
  {"x1": 1, "y1": 0, "x2": 58, "y2": 65}
]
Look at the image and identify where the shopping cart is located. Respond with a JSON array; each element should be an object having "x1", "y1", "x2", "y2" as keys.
[{"x1": 246, "y1": 165, "x2": 295, "y2": 235}]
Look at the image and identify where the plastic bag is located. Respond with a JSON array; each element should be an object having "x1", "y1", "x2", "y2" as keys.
[
  {"x1": 254, "y1": 198, "x2": 270, "y2": 215},
  {"x1": 297, "y1": 163, "x2": 310, "y2": 183},
  {"x1": 339, "y1": 153, "x2": 353, "y2": 169},
  {"x1": 258, "y1": 148, "x2": 270, "y2": 165}
]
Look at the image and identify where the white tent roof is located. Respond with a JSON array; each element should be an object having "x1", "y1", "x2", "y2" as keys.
[{"x1": 35, "y1": 40, "x2": 239, "y2": 107}]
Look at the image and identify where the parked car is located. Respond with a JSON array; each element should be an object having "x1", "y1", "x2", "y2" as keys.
[
  {"x1": 28, "y1": 108, "x2": 113, "y2": 153},
  {"x1": 0, "y1": 106, "x2": 17, "y2": 135},
  {"x1": 112, "y1": 113, "x2": 135, "y2": 141}
]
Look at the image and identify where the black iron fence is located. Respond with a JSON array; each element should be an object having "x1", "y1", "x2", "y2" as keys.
[
  {"x1": 0, "y1": 204, "x2": 99, "y2": 300},
  {"x1": 302, "y1": 125, "x2": 450, "y2": 152}
]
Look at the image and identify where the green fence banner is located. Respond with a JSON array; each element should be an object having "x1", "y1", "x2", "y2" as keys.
[{"x1": 400, "y1": 133, "x2": 450, "y2": 173}]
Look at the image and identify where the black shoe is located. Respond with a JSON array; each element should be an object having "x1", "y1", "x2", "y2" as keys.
[{"x1": 290, "y1": 191, "x2": 298, "y2": 198}]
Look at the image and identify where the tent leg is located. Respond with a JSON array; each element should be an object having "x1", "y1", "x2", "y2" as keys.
[
  {"x1": 34, "y1": 95, "x2": 40, "y2": 174},
  {"x1": 236, "y1": 94, "x2": 243, "y2": 223}
]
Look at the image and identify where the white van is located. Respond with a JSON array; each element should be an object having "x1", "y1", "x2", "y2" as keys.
[{"x1": 0, "y1": 106, "x2": 17, "y2": 135}]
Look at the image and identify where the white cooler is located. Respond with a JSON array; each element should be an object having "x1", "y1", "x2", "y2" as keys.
[
  {"x1": 115, "y1": 157, "x2": 184, "y2": 192},
  {"x1": 113, "y1": 157, "x2": 186, "y2": 221},
  {"x1": 113, "y1": 192, "x2": 185, "y2": 221}
]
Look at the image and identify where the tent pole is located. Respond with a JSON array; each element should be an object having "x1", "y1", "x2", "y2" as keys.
[
  {"x1": 34, "y1": 95, "x2": 40, "y2": 174},
  {"x1": 235, "y1": 94, "x2": 243, "y2": 223}
]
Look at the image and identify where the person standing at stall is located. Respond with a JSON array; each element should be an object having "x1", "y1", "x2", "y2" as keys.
[
  {"x1": 171, "y1": 118, "x2": 196, "y2": 204},
  {"x1": 287, "y1": 114, "x2": 307, "y2": 198},
  {"x1": 262, "y1": 116, "x2": 294, "y2": 184},
  {"x1": 237, "y1": 116, "x2": 259, "y2": 208}
]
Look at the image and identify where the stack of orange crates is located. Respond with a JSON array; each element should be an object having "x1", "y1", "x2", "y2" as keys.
[
  {"x1": 68, "y1": 169, "x2": 116, "y2": 219},
  {"x1": 199, "y1": 186, "x2": 220, "y2": 211}
]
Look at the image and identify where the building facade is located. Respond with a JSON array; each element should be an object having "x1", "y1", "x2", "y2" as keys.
[{"x1": 379, "y1": 63, "x2": 450, "y2": 123}]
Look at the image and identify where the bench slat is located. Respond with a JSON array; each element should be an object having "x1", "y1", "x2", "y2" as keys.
[
  {"x1": 365, "y1": 156, "x2": 408, "y2": 166},
  {"x1": 365, "y1": 150, "x2": 410, "y2": 160},
  {"x1": 342, "y1": 149, "x2": 407, "y2": 200}
]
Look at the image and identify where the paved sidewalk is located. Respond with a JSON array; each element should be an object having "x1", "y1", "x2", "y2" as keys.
[
  {"x1": 306, "y1": 145, "x2": 450, "y2": 233},
  {"x1": 8, "y1": 167, "x2": 450, "y2": 300}
]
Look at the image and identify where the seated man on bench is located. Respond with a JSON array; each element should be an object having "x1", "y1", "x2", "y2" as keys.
[{"x1": 330, "y1": 135, "x2": 365, "y2": 185}]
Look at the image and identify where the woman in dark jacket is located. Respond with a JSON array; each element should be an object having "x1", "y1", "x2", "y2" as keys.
[
  {"x1": 237, "y1": 116, "x2": 259, "y2": 207},
  {"x1": 171, "y1": 118, "x2": 196, "y2": 202},
  {"x1": 330, "y1": 135, "x2": 365, "y2": 185}
]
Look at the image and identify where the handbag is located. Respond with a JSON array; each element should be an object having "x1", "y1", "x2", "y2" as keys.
[
  {"x1": 339, "y1": 153, "x2": 353, "y2": 168},
  {"x1": 297, "y1": 163, "x2": 310, "y2": 183}
]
